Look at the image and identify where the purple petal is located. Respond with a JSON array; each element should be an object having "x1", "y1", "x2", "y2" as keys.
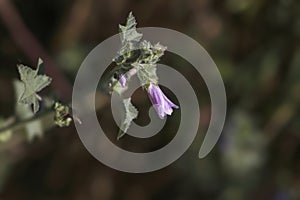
[
  {"x1": 129, "y1": 68, "x2": 137, "y2": 76},
  {"x1": 118, "y1": 69, "x2": 137, "y2": 88},
  {"x1": 154, "y1": 104, "x2": 166, "y2": 119},
  {"x1": 147, "y1": 83, "x2": 179, "y2": 119},
  {"x1": 162, "y1": 93, "x2": 179, "y2": 109},
  {"x1": 119, "y1": 74, "x2": 127, "y2": 87}
]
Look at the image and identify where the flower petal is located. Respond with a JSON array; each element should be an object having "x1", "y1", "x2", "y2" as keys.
[
  {"x1": 147, "y1": 83, "x2": 179, "y2": 119},
  {"x1": 119, "y1": 74, "x2": 127, "y2": 87},
  {"x1": 162, "y1": 93, "x2": 179, "y2": 109}
]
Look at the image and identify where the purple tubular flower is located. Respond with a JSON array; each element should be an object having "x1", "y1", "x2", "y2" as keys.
[
  {"x1": 119, "y1": 74, "x2": 127, "y2": 87},
  {"x1": 128, "y1": 68, "x2": 137, "y2": 76},
  {"x1": 147, "y1": 83, "x2": 179, "y2": 119},
  {"x1": 119, "y1": 68, "x2": 137, "y2": 88}
]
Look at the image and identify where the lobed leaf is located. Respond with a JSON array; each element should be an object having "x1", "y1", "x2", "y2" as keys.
[
  {"x1": 117, "y1": 98, "x2": 138, "y2": 139},
  {"x1": 17, "y1": 58, "x2": 52, "y2": 114}
]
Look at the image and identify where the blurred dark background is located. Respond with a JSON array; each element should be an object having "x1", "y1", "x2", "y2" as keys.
[{"x1": 0, "y1": 0, "x2": 300, "y2": 199}]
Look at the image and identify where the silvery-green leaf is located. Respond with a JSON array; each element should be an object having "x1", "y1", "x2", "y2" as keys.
[
  {"x1": 13, "y1": 80, "x2": 44, "y2": 141},
  {"x1": 17, "y1": 58, "x2": 52, "y2": 114},
  {"x1": 153, "y1": 42, "x2": 167, "y2": 55},
  {"x1": 117, "y1": 98, "x2": 138, "y2": 139},
  {"x1": 114, "y1": 12, "x2": 143, "y2": 63},
  {"x1": 119, "y1": 12, "x2": 142, "y2": 43},
  {"x1": 140, "y1": 40, "x2": 152, "y2": 50},
  {"x1": 121, "y1": 28, "x2": 143, "y2": 43},
  {"x1": 139, "y1": 40, "x2": 167, "y2": 64},
  {"x1": 136, "y1": 63, "x2": 158, "y2": 86},
  {"x1": 118, "y1": 42, "x2": 134, "y2": 58},
  {"x1": 13, "y1": 80, "x2": 34, "y2": 119}
]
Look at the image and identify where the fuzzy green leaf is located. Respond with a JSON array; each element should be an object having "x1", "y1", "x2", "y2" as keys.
[
  {"x1": 117, "y1": 98, "x2": 138, "y2": 139},
  {"x1": 13, "y1": 80, "x2": 34, "y2": 119},
  {"x1": 135, "y1": 62, "x2": 158, "y2": 86},
  {"x1": 14, "y1": 80, "x2": 44, "y2": 141},
  {"x1": 17, "y1": 58, "x2": 52, "y2": 114},
  {"x1": 119, "y1": 12, "x2": 143, "y2": 43}
]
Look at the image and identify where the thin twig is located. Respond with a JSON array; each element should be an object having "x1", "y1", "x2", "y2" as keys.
[{"x1": 0, "y1": 93, "x2": 109, "y2": 139}]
